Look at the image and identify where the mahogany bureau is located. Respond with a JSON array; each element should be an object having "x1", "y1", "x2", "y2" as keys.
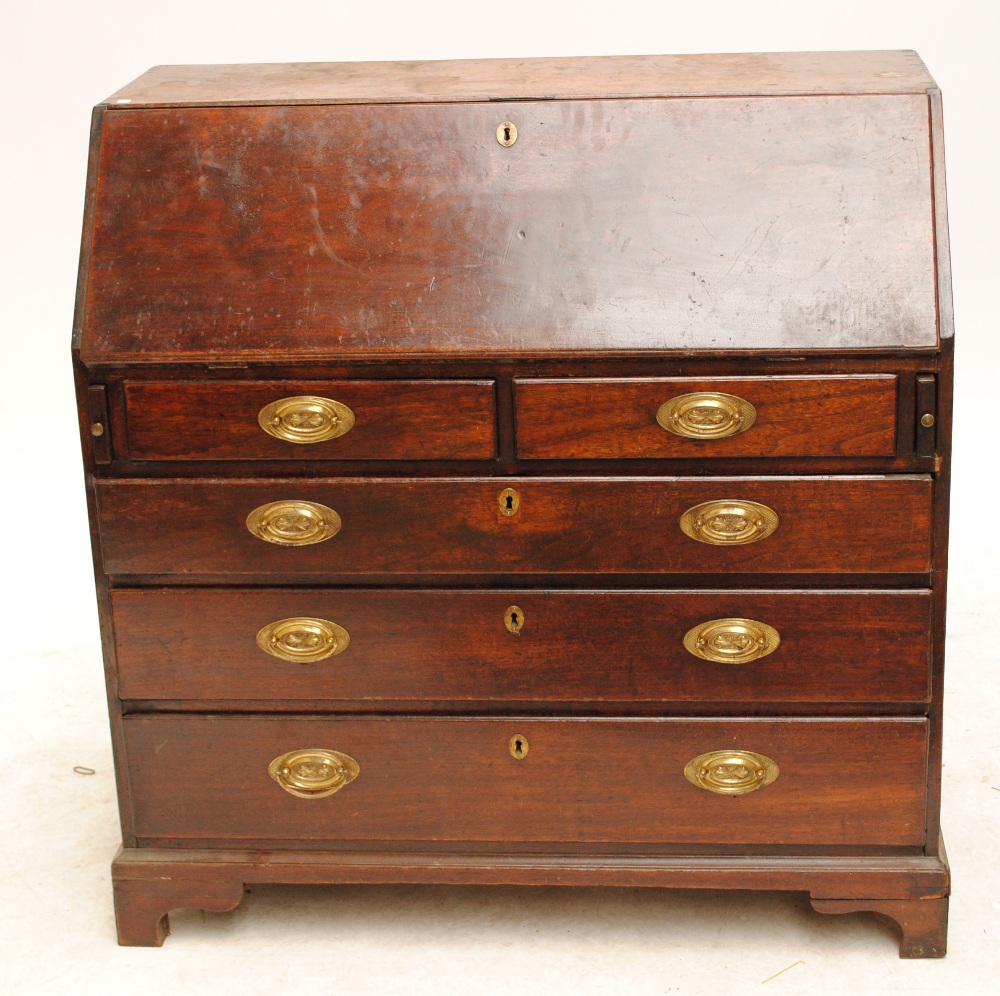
[{"x1": 73, "y1": 51, "x2": 953, "y2": 956}]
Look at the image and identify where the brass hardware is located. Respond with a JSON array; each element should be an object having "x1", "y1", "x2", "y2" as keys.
[
  {"x1": 679, "y1": 499, "x2": 779, "y2": 546},
  {"x1": 504, "y1": 605, "x2": 524, "y2": 634},
  {"x1": 684, "y1": 750, "x2": 779, "y2": 795},
  {"x1": 256, "y1": 617, "x2": 351, "y2": 663},
  {"x1": 921, "y1": 413, "x2": 936, "y2": 428},
  {"x1": 508, "y1": 734, "x2": 529, "y2": 759},
  {"x1": 496, "y1": 121, "x2": 518, "y2": 146},
  {"x1": 268, "y1": 749, "x2": 360, "y2": 799},
  {"x1": 683, "y1": 618, "x2": 780, "y2": 664},
  {"x1": 656, "y1": 392, "x2": 756, "y2": 440},
  {"x1": 246, "y1": 500, "x2": 341, "y2": 546},
  {"x1": 498, "y1": 487, "x2": 520, "y2": 517},
  {"x1": 257, "y1": 396, "x2": 355, "y2": 444},
  {"x1": 90, "y1": 422, "x2": 105, "y2": 437}
]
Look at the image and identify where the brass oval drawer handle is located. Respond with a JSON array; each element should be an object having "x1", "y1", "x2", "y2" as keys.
[
  {"x1": 246, "y1": 500, "x2": 341, "y2": 546},
  {"x1": 683, "y1": 618, "x2": 780, "y2": 664},
  {"x1": 679, "y1": 499, "x2": 778, "y2": 546},
  {"x1": 258, "y1": 396, "x2": 355, "y2": 444},
  {"x1": 684, "y1": 750, "x2": 779, "y2": 795},
  {"x1": 268, "y1": 749, "x2": 360, "y2": 799},
  {"x1": 256, "y1": 617, "x2": 351, "y2": 663},
  {"x1": 656, "y1": 392, "x2": 756, "y2": 440}
]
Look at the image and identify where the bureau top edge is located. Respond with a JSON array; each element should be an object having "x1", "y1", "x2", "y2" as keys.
[{"x1": 102, "y1": 51, "x2": 937, "y2": 108}]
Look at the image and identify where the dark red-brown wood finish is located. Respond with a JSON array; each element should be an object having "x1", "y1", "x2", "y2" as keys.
[{"x1": 74, "y1": 52, "x2": 952, "y2": 957}]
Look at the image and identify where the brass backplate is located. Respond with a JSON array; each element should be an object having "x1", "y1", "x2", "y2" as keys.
[
  {"x1": 256, "y1": 616, "x2": 351, "y2": 663},
  {"x1": 656, "y1": 392, "x2": 756, "y2": 440},
  {"x1": 684, "y1": 750, "x2": 779, "y2": 795},
  {"x1": 246, "y1": 500, "x2": 341, "y2": 546},
  {"x1": 679, "y1": 499, "x2": 778, "y2": 546},
  {"x1": 258, "y1": 395, "x2": 355, "y2": 444},
  {"x1": 268, "y1": 749, "x2": 360, "y2": 799},
  {"x1": 683, "y1": 617, "x2": 780, "y2": 664}
]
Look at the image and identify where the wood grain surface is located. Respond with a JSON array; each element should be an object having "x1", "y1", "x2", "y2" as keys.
[
  {"x1": 82, "y1": 95, "x2": 935, "y2": 362},
  {"x1": 95, "y1": 476, "x2": 933, "y2": 576},
  {"x1": 111, "y1": 588, "x2": 932, "y2": 704},
  {"x1": 123, "y1": 715, "x2": 929, "y2": 846},
  {"x1": 125, "y1": 380, "x2": 496, "y2": 460},
  {"x1": 515, "y1": 375, "x2": 898, "y2": 458},
  {"x1": 103, "y1": 52, "x2": 936, "y2": 107}
]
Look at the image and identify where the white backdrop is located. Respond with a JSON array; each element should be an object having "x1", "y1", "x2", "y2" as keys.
[{"x1": 1, "y1": 2, "x2": 997, "y2": 993}]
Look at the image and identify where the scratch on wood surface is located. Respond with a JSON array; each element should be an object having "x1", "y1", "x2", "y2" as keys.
[{"x1": 303, "y1": 183, "x2": 355, "y2": 270}]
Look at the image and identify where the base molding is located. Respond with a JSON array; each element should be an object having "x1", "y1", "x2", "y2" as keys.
[{"x1": 111, "y1": 842, "x2": 950, "y2": 954}]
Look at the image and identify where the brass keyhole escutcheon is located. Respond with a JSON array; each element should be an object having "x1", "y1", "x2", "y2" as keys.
[
  {"x1": 509, "y1": 734, "x2": 529, "y2": 759},
  {"x1": 504, "y1": 605, "x2": 524, "y2": 634},
  {"x1": 498, "y1": 487, "x2": 520, "y2": 517},
  {"x1": 496, "y1": 121, "x2": 517, "y2": 146}
]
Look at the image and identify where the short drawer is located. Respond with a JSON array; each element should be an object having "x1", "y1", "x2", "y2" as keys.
[
  {"x1": 113, "y1": 589, "x2": 932, "y2": 704},
  {"x1": 96, "y1": 476, "x2": 933, "y2": 576},
  {"x1": 515, "y1": 376, "x2": 897, "y2": 459},
  {"x1": 124, "y1": 380, "x2": 496, "y2": 460},
  {"x1": 124, "y1": 715, "x2": 929, "y2": 846}
]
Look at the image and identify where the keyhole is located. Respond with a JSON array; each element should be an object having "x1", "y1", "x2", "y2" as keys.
[
  {"x1": 508, "y1": 733, "x2": 529, "y2": 759},
  {"x1": 496, "y1": 121, "x2": 518, "y2": 147},
  {"x1": 498, "y1": 488, "x2": 520, "y2": 517},
  {"x1": 504, "y1": 605, "x2": 524, "y2": 634}
]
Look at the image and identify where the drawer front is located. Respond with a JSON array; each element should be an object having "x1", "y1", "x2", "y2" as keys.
[
  {"x1": 124, "y1": 715, "x2": 929, "y2": 846},
  {"x1": 96, "y1": 477, "x2": 932, "y2": 576},
  {"x1": 125, "y1": 380, "x2": 496, "y2": 460},
  {"x1": 113, "y1": 589, "x2": 932, "y2": 704},
  {"x1": 515, "y1": 376, "x2": 897, "y2": 459}
]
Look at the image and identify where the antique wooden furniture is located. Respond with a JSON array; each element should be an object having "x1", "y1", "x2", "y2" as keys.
[{"x1": 73, "y1": 51, "x2": 953, "y2": 956}]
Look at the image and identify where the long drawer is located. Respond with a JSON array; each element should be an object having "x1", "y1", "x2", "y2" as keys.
[
  {"x1": 123, "y1": 715, "x2": 929, "y2": 846},
  {"x1": 96, "y1": 476, "x2": 932, "y2": 576},
  {"x1": 112, "y1": 588, "x2": 932, "y2": 704}
]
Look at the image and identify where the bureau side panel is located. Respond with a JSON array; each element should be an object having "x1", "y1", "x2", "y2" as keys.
[{"x1": 73, "y1": 104, "x2": 137, "y2": 845}]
